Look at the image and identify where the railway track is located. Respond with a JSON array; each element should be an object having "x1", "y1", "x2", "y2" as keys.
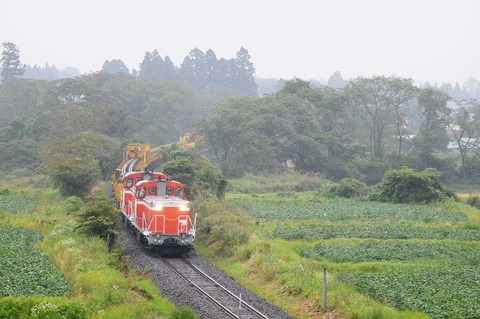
[{"x1": 159, "y1": 255, "x2": 270, "y2": 319}]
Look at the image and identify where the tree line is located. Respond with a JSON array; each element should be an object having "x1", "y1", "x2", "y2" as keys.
[
  {"x1": 2, "y1": 41, "x2": 480, "y2": 188},
  {"x1": 196, "y1": 78, "x2": 480, "y2": 184},
  {"x1": 1, "y1": 42, "x2": 257, "y2": 97},
  {"x1": 0, "y1": 71, "x2": 233, "y2": 196}
]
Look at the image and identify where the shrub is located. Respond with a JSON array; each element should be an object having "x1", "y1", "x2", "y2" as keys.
[
  {"x1": 0, "y1": 297, "x2": 87, "y2": 319},
  {"x1": 75, "y1": 195, "x2": 118, "y2": 250},
  {"x1": 377, "y1": 167, "x2": 454, "y2": 204},
  {"x1": 161, "y1": 147, "x2": 223, "y2": 198},
  {"x1": 466, "y1": 195, "x2": 480, "y2": 209},
  {"x1": 170, "y1": 306, "x2": 199, "y2": 319},
  {"x1": 329, "y1": 178, "x2": 367, "y2": 198},
  {"x1": 65, "y1": 196, "x2": 83, "y2": 214}
]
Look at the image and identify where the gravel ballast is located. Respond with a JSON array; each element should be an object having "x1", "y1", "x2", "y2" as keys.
[{"x1": 120, "y1": 223, "x2": 295, "y2": 319}]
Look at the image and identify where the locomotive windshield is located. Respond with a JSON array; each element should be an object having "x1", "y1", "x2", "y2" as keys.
[
  {"x1": 139, "y1": 186, "x2": 146, "y2": 198},
  {"x1": 176, "y1": 187, "x2": 184, "y2": 198}
]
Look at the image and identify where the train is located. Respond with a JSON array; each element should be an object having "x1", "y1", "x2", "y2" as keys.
[{"x1": 112, "y1": 143, "x2": 196, "y2": 255}]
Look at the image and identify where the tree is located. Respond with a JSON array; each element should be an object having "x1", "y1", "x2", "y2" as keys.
[
  {"x1": 308, "y1": 86, "x2": 351, "y2": 159},
  {"x1": 180, "y1": 48, "x2": 207, "y2": 89},
  {"x1": 1, "y1": 42, "x2": 25, "y2": 82},
  {"x1": 43, "y1": 132, "x2": 122, "y2": 196},
  {"x1": 101, "y1": 59, "x2": 129, "y2": 74},
  {"x1": 280, "y1": 78, "x2": 311, "y2": 94},
  {"x1": 441, "y1": 99, "x2": 480, "y2": 181},
  {"x1": 44, "y1": 76, "x2": 131, "y2": 137},
  {"x1": 139, "y1": 50, "x2": 164, "y2": 79},
  {"x1": 233, "y1": 47, "x2": 257, "y2": 96},
  {"x1": 161, "y1": 146, "x2": 223, "y2": 198},
  {"x1": 346, "y1": 76, "x2": 416, "y2": 158},
  {"x1": 197, "y1": 97, "x2": 287, "y2": 177},
  {"x1": 463, "y1": 77, "x2": 480, "y2": 100},
  {"x1": 327, "y1": 71, "x2": 348, "y2": 89},
  {"x1": 24, "y1": 63, "x2": 60, "y2": 80},
  {"x1": 413, "y1": 88, "x2": 450, "y2": 169},
  {"x1": 162, "y1": 56, "x2": 177, "y2": 81},
  {"x1": 388, "y1": 78, "x2": 417, "y2": 157},
  {"x1": 204, "y1": 49, "x2": 218, "y2": 89}
]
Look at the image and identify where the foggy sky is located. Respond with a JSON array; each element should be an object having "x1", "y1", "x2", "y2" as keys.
[{"x1": 1, "y1": 0, "x2": 479, "y2": 85}]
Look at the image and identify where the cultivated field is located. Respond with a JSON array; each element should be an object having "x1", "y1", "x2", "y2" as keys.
[{"x1": 205, "y1": 192, "x2": 480, "y2": 319}]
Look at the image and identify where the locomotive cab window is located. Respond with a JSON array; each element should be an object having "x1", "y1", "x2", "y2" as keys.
[
  {"x1": 139, "y1": 187, "x2": 146, "y2": 198},
  {"x1": 166, "y1": 187, "x2": 174, "y2": 195},
  {"x1": 176, "y1": 187, "x2": 184, "y2": 198},
  {"x1": 135, "y1": 177, "x2": 143, "y2": 184},
  {"x1": 126, "y1": 179, "x2": 133, "y2": 188},
  {"x1": 148, "y1": 187, "x2": 157, "y2": 195}
]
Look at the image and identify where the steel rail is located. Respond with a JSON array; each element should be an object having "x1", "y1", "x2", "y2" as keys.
[
  {"x1": 159, "y1": 255, "x2": 269, "y2": 319},
  {"x1": 187, "y1": 260, "x2": 269, "y2": 319}
]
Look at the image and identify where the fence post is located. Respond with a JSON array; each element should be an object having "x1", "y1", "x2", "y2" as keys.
[{"x1": 322, "y1": 267, "x2": 327, "y2": 311}]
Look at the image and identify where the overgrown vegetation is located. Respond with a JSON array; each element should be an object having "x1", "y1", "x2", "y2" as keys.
[
  {"x1": 75, "y1": 195, "x2": 118, "y2": 251},
  {"x1": 329, "y1": 178, "x2": 368, "y2": 198},
  {"x1": 160, "y1": 146, "x2": 223, "y2": 199},
  {"x1": 376, "y1": 167, "x2": 455, "y2": 203}
]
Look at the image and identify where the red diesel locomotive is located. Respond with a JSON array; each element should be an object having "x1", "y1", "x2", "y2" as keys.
[{"x1": 113, "y1": 144, "x2": 197, "y2": 254}]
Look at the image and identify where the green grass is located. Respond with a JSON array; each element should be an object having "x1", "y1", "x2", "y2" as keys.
[{"x1": 227, "y1": 173, "x2": 329, "y2": 194}]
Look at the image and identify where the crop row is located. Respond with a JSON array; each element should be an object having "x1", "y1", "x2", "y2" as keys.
[
  {"x1": 341, "y1": 267, "x2": 480, "y2": 319},
  {"x1": 231, "y1": 199, "x2": 467, "y2": 223},
  {"x1": 0, "y1": 225, "x2": 70, "y2": 296},
  {"x1": 0, "y1": 195, "x2": 38, "y2": 213},
  {"x1": 300, "y1": 240, "x2": 480, "y2": 264},
  {"x1": 272, "y1": 224, "x2": 480, "y2": 241}
]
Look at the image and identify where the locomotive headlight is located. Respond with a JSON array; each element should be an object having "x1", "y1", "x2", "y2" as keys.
[
  {"x1": 154, "y1": 203, "x2": 163, "y2": 211},
  {"x1": 179, "y1": 204, "x2": 189, "y2": 211}
]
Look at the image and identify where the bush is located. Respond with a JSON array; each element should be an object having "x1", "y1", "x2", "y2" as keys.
[
  {"x1": 170, "y1": 306, "x2": 199, "y2": 319},
  {"x1": 466, "y1": 195, "x2": 480, "y2": 209},
  {"x1": 377, "y1": 167, "x2": 454, "y2": 204},
  {"x1": 0, "y1": 297, "x2": 87, "y2": 319},
  {"x1": 75, "y1": 195, "x2": 118, "y2": 250},
  {"x1": 65, "y1": 196, "x2": 83, "y2": 214},
  {"x1": 161, "y1": 147, "x2": 223, "y2": 198},
  {"x1": 329, "y1": 178, "x2": 367, "y2": 198}
]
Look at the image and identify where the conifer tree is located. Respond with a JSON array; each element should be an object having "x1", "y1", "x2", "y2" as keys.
[
  {"x1": 1, "y1": 42, "x2": 25, "y2": 82},
  {"x1": 234, "y1": 47, "x2": 257, "y2": 96}
]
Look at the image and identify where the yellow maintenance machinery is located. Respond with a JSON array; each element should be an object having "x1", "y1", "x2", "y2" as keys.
[
  {"x1": 111, "y1": 143, "x2": 164, "y2": 203},
  {"x1": 111, "y1": 137, "x2": 197, "y2": 203}
]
